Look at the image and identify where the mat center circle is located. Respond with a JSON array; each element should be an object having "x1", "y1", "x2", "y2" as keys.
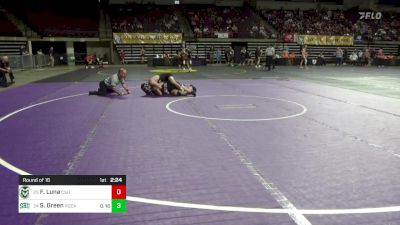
[{"x1": 166, "y1": 95, "x2": 307, "y2": 121}]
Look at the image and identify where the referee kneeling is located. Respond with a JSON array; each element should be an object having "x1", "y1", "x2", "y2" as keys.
[{"x1": 89, "y1": 68, "x2": 130, "y2": 96}]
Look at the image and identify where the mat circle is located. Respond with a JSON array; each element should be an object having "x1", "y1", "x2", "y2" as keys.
[{"x1": 166, "y1": 95, "x2": 307, "y2": 122}]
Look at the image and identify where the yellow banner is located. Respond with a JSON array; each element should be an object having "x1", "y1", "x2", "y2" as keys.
[
  {"x1": 299, "y1": 35, "x2": 353, "y2": 46},
  {"x1": 113, "y1": 33, "x2": 182, "y2": 44}
]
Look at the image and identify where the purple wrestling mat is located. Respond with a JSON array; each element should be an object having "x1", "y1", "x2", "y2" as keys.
[{"x1": 1, "y1": 79, "x2": 400, "y2": 225}]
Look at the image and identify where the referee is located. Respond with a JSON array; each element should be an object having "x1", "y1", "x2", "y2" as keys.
[
  {"x1": 265, "y1": 45, "x2": 275, "y2": 71},
  {"x1": 89, "y1": 68, "x2": 130, "y2": 96}
]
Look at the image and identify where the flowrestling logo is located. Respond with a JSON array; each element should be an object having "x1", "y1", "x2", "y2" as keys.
[{"x1": 359, "y1": 12, "x2": 382, "y2": 20}]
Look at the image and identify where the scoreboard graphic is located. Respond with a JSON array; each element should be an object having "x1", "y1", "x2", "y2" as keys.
[{"x1": 18, "y1": 175, "x2": 126, "y2": 213}]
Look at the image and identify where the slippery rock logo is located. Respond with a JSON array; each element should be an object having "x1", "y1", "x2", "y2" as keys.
[{"x1": 19, "y1": 186, "x2": 30, "y2": 199}]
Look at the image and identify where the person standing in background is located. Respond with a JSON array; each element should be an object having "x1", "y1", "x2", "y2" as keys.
[
  {"x1": 225, "y1": 46, "x2": 234, "y2": 67},
  {"x1": 343, "y1": 48, "x2": 348, "y2": 65},
  {"x1": 119, "y1": 49, "x2": 125, "y2": 65},
  {"x1": 209, "y1": 47, "x2": 215, "y2": 64},
  {"x1": 140, "y1": 47, "x2": 146, "y2": 64},
  {"x1": 317, "y1": 52, "x2": 326, "y2": 66},
  {"x1": 215, "y1": 48, "x2": 222, "y2": 64},
  {"x1": 255, "y1": 47, "x2": 262, "y2": 68},
  {"x1": 49, "y1": 47, "x2": 54, "y2": 67},
  {"x1": 0, "y1": 56, "x2": 15, "y2": 87},
  {"x1": 240, "y1": 47, "x2": 246, "y2": 66},
  {"x1": 229, "y1": 47, "x2": 235, "y2": 67},
  {"x1": 335, "y1": 47, "x2": 344, "y2": 66},
  {"x1": 37, "y1": 49, "x2": 43, "y2": 68},
  {"x1": 20, "y1": 45, "x2": 26, "y2": 55},
  {"x1": 224, "y1": 46, "x2": 229, "y2": 65},
  {"x1": 299, "y1": 45, "x2": 308, "y2": 69},
  {"x1": 365, "y1": 47, "x2": 371, "y2": 66},
  {"x1": 376, "y1": 48, "x2": 385, "y2": 67},
  {"x1": 265, "y1": 45, "x2": 275, "y2": 71}
]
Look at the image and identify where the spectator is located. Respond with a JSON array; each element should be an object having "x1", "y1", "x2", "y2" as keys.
[
  {"x1": 317, "y1": 52, "x2": 326, "y2": 66},
  {"x1": 20, "y1": 45, "x2": 26, "y2": 55},
  {"x1": 111, "y1": 5, "x2": 180, "y2": 33},
  {"x1": 365, "y1": 47, "x2": 372, "y2": 66},
  {"x1": 376, "y1": 48, "x2": 385, "y2": 67},
  {"x1": 49, "y1": 47, "x2": 54, "y2": 67},
  {"x1": 36, "y1": 49, "x2": 44, "y2": 67},
  {"x1": 140, "y1": 47, "x2": 146, "y2": 64},
  {"x1": 335, "y1": 47, "x2": 344, "y2": 66},
  {"x1": 226, "y1": 46, "x2": 234, "y2": 67},
  {"x1": 215, "y1": 48, "x2": 222, "y2": 64},
  {"x1": 343, "y1": 48, "x2": 348, "y2": 65},
  {"x1": 85, "y1": 54, "x2": 95, "y2": 69},
  {"x1": 240, "y1": 47, "x2": 246, "y2": 66},
  {"x1": 349, "y1": 50, "x2": 358, "y2": 66},
  {"x1": 0, "y1": 56, "x2": 14, "y2": 87},
  {"x1": 357, "y1": 49, "x2": 364, "y2": 66},
  {"x1": 184, "y1": 6, "x2": 274, "y2": 39},
  {"x1": 261, "y1": 9, "x2": 400, "y2": 41},
  {"x1": 245, "y1": 50, "x2": 253, "y2": 65},
  {"x1": 209, "y1": 47, "x2": 214, "y2": 64},
  {"x1": 255, "y1": 47, "x2": 262, "y2": 68},
  {"x1": 119, "y1": 50, "x2": 125, "y2": 65},
  {"x1": 299, "y1": 45, "x2": 308, "y2": 69},
  {"x1": 163, "y1": 51, "x2": 170, "y2": 59}
]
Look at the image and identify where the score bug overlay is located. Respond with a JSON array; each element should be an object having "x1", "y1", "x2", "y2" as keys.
[{"x1": 18, "y1": 175, "x2": 126, "y2": 213}]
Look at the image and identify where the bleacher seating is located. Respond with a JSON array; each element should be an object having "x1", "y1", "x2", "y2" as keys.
[
  {"x1": 260, "y1": 9, "x2": 400, "y2": 42},
  {"x1": 115, "y1": 44, "x2": 182, "y2": 64},
  {"x1": 352, "y1": 12, "x2": 400, "y2": 41},
  {"x1": 186, "y1": 42, "x2": 232, "y2": 62},
  {"x1": 26, "y1": 11, "x2": 99, "y2": 37},
  {"x1": 2, "y1": 0, "x2": 99, "y2": 37},
  {"x1": 0, "y1": 12, "x2": 22, "y2": 36},
  {"x1": 0, "y1": 41, "x2": 26, "y2": 56},
  {"x1": 0, "y1": 0, "x2": 397, "y2": 67},
  {"x1": 116, "y1": 42, "x2": 240, "y2": 64},
  {"x1": 110, "y1": 4, "x2": 181, "y2": 33},
  {"x1": 115, "y1": 41, "x2": 398, "y2": 64},
  {"x1": 183, "y1": 6, "x2": 271, "y2": 38},
  {"x1": 261, "y1": 9, "x2": 352, "y2": 36}
]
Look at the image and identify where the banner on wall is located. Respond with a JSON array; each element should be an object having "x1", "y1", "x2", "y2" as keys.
[
  {"x1": 283, "y1": 33, "x2": 297, "y2": 43},
  {"x1": 217, "y1": 32, "x2": 229, "y2": 38},
  {"x1": 113, "y1": 33, "x2": 182, "y2": 44},
  {"x1": 297, "y1": 35, "x2": 354, "y2": 46}
]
